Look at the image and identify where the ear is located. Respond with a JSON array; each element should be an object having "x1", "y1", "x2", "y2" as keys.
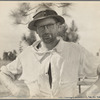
[{"x1": 57, "y1": 23, "x2": 62, "y2": 35}]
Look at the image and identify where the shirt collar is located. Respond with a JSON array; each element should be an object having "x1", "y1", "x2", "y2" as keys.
[
  {"x1": 52, "y1": 37, "x2": 64, "y2": 53},
  {"x1": 31, "y1": 37, "x2": 64, "y2": 54}
]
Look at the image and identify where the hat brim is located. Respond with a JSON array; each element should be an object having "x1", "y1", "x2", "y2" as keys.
[{"x1": 28, "y1": 15, "x2": 65, "y2": 31}]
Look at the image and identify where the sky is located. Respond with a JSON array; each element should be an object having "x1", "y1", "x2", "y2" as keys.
[{"x1": 0, "y1": 1, "x2": 100, "y2": 59}]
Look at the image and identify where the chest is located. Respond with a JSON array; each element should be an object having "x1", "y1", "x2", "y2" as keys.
[{"x1": 20, "y1": 50, "x2": 80, "y2": 82}]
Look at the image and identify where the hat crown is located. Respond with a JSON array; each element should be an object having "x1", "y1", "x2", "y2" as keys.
[
  {"x1": 33, "y1": 7, "x2": 57, "y2": 19},
  {"x1": 28, "y1": 5, "x2": 65, "y2": 30}
]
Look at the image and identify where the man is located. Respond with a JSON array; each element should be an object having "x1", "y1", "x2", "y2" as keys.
[{"x1": 0, "y1": 7, "x2": 100, "y2": 98}]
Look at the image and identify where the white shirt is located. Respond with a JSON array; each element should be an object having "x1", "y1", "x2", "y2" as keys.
[{"x1": 1, "y1": 39, "x2": 100, "y2": 98}]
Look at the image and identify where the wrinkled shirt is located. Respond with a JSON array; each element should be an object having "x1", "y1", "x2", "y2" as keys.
[{"x1": 0, "y1": 39, "x2": 100, "y2": 98}]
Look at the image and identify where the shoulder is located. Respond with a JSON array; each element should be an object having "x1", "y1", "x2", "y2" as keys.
[
  {"x1": 17, "y1": 46, "x2": 32, "y2": 60},
  {"x1": 62, "y1": 41, "x2": 81, "y2": 51},
  {"x1": 18, "y1": 40, "x2": 40, "y2": 58},
  {"x1": 61, "y1": 41, "x2": 89, "y2": 57}
]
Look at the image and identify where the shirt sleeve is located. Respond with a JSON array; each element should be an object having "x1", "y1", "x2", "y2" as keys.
[
  {"x1": 0, "y1": 56, "x2": 22, "y2": 80},
  {"x1": 79, "y1": 46, "x2": 100, "y2": 78}
]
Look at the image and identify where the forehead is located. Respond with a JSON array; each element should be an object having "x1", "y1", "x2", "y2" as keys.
[{"x1": 35, "y1": 17, "x2": 56, "y2": 26}]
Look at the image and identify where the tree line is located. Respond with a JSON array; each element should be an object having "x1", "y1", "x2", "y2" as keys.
[
  {"x1": 10, "y1": 3, "x2": 79, "y2": 46},
  {"x1": 3, "y1": 50, "x2": 17, "y2": 61}
]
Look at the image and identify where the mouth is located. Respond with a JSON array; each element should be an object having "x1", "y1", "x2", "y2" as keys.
[
  {"x1": 42, "y1": 34, "x2": 52, "y2": 43},
  {"x1": 43, "y1": 37, "x2": 51, "y2": 41},
  {"x1": 43, "y1": 34, "x2": 52, "y2": 39}
]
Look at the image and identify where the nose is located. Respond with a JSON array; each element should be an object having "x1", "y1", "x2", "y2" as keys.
[{"x1": 44, "y1": 26, "x2": 49, "y2": 33}]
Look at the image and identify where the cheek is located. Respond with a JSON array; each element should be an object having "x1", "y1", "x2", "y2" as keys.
[
  {"x1": 57, "y1": 26, "x2": 61, "y2": 33},
  {"x1": 51, "y1": 32, "x2": 58, "y2": 38},
  {"x1": 36, "y1": 31, "x2": 42, "y2": 37},
  {"x1": 53, "y1": 27, "x2": 59, "y2": 35}
]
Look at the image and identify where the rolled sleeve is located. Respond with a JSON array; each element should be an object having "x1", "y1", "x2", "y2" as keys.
[{"x1": 0, "y1": 57, "x2": 22, "y2": 80}]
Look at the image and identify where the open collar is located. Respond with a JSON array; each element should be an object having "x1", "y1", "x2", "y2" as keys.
[
  {"x1": 31, "y1": 38, "x2": 64, "y2": 62},
  {"x1": 31, "y1": 37, "x2": 64, "y2": 54}
]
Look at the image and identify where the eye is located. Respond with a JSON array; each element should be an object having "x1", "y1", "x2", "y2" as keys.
[
  {"x1": 37, "y1": 23, "x2": 56, "y2": 32},
  {"x1": 46, "y1": 23, "x2": 56, "y2": 28},
  {"x1": 37, "y1": 26, "x2": 44, "y2": 31}
]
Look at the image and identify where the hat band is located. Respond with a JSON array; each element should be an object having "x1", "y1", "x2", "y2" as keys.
[{"x1": 33, "y1": 10, "x2": 58, "y2": 19}]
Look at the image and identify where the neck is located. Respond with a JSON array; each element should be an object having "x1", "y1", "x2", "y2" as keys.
[{"x1": 40, "y1": 39, "x2": 60, "y2": 51}]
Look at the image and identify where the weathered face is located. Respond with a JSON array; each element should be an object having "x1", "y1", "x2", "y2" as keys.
[{"x1": 35, "y1": 17, "x2": 60, "y2": 44}]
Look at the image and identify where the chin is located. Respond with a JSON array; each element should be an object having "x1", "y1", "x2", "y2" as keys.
[
  {"x1": 43, "y1": 39, "x2": 53, "y2": 44},
  {"x1": 44, "y1": 41, "x2": 52, "y2": 44}
]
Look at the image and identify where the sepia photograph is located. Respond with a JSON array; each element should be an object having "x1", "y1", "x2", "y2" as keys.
[{"x1": 0, "y1": 1, "x2": 100, "y2": 99}]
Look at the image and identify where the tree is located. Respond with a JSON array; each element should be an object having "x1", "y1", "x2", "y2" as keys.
[
  {"x1": 3, "y1": 52, "x2": 9, "y2": 60},
  {"x1": 19, "y1": 41, "x2": 23, "y2": 53},
  {"x1": 58, "y1": 20, "x2": 79, "y2": 42},
  {"x1": 55, "y1": 3, "x2": 72, "y2": 16},
  {"x1": 3, "y1": 50, "x2": 17, "y2": 61},
  {"x1": 10, "y1": 2, "x2": 79, "y2": 45},
  {"x1": 66, "y1": 20, "x2": 79, "y2": 42},
  {"x1": 22, "y1": 31, "x2": 36, "y2": 45},
  {"x1": 97, "y1": 52, "x2": 99, "y2": 56},
  {"x1": 10, "y1": 3, "x2": 33, "y2": 25},
  {"x1": 10, "y1": 3, "x2": 72, "y2": 24}
]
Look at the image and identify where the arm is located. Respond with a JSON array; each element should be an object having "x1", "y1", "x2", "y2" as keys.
[
  {"x1": 0, "y1": 58, "x2": 29, "y2": 97},
  {"x1": 0, "y1": 72, "x2": 21, "y2": 96},
  {"x1": 0, "y1": 72, "x2": 30, "y2": 97},
  {"x1": 77, "y1": 65, "x2": 100, "y2": 98},
  {"x1": 77, "y1": 45, "x2": 100, "y2": 98}
]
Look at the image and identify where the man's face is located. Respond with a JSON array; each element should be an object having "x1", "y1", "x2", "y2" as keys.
[{"x1": 35, "y1": 18, "x2": 60, "y2": 44}]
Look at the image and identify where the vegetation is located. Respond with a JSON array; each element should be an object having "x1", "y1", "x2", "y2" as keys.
[
  {"x1": 10, "y1": 2, "x2": 79, "y2": 47},
  {"x1": 58, "y1": 20, "x2": 79, "y2": 43},
  {"x1": 3, "y1": 50, "x2": 17, "y2": 61},
  {"x1": 22, "y1": 31, "x2": 36, "y2": 45}
]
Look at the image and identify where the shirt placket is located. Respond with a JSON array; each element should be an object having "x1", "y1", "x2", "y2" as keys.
[
  {"x1": 49, "y1": 50, "x2": 61, "y2": 97},
  {"x1": 37, "y1": 50, "x2": 61, "y2": 97},
  {"x1": 39, "y1": 51, "x2": 56, "y2": 98},
  {"x1": 38, "y1": 52, "x2": 53, "y2": 97}
]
